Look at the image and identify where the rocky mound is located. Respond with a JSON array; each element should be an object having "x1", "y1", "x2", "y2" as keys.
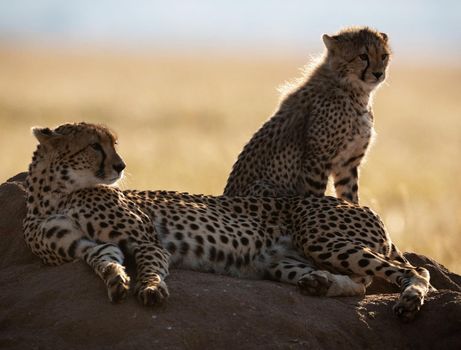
[{"x1": 1, "y1": 174, "x2": 460, "y2": 350}]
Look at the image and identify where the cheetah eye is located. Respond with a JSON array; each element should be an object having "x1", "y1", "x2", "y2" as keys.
[
  {"x1": 90, "y1": 142, "x2": 102, "y2": 150},
  {"x1": 381, "y1": 53, "x2": 389, "y2": 61},
  {"x1": 359, "y1": 54, "x2": 369, "y2": 61}
]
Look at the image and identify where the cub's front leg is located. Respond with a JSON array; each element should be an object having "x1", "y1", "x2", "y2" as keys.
[{"x1": 333, "y1": 164, "x2": 360, "y2": 204}]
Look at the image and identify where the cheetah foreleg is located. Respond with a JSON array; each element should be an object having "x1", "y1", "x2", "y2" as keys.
[
  {"x1": 82, "y1": 241, "x2": 130, "y2": 303},
  {"x1": 29, "y1": 217, "x2": 131, "y2": 303},
  {"x1": 333, "y1": 164, "x2": 360, "y2": 204},
  {"x1": 130, "y1": 240, "x2": 171, "y2": 306}
]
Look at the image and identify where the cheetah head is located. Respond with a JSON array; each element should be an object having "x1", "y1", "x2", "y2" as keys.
[
  {"x1": 32, "y1": 122, "x2": 125, "y2": 190},
  {"x1": 322, "y1": 26, "x2": 390, "y2": 91}
]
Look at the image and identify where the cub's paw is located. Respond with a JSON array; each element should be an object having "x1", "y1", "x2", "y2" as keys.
[
  {"x1": 136, "y1": 280, "x2": 169, "y2": 306},
  {"x1": 104, "y1": 265, "x2": 130, "y2": 303},
  {"x1": 393, "y1": 289, "x2": 424, "y2": 322},
  {"x1": 297, "y1": 270, "x2": 332, "y2": 296}
]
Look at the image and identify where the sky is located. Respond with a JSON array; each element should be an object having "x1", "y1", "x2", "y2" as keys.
[{"x1": 0, "y1": 0, "x2": 460, "y2": 59}]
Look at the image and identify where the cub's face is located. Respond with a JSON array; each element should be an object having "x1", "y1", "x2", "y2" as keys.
[
  {"x1": 33, "y1": 123, "x2": 125, "y2": 190},
  {"x1": 323, "y1": 27, "x2": 390, "y2": 90}
]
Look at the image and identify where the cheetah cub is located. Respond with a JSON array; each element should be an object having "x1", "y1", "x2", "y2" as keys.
[
  {"x1": 24, "y1": 123, "x2": 430, "y2": 321},
  {"x1": 225, "y1": 26, "x2": 390, "y2": 203}
]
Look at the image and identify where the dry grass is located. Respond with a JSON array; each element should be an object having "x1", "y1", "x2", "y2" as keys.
[{"x1": 0, "y1": 47, "x2": 460, "y2": 273}]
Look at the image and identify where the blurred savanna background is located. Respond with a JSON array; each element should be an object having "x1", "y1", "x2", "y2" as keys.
[{"x1": 0, "y1": 1, "x2": 460, "y2": 272}]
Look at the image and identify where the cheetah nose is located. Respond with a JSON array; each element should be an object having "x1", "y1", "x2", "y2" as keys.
[
  {"x1": 113, "y1": 162, "x2": 126, "y2": 173},
  {"x1": 372, "y1": 72, "x2": 383, "y2": 80}
]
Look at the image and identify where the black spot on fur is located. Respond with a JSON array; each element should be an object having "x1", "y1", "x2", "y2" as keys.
[
  {"x1": 195, "y1": 245, "x2": 204, "y2": 257},
  {"x1": 307, "y1": 245, "x2": 322, "y2": 252},
  {"x1": 166, "y1": 242, "x2": 176, "y2": 254},
  {"x1": 179, "y1": 242, "x2": 189, "y2": 255},
  {"x1": 318, "y1": 252, "x2": 332, "y2": 260},
  {"x1": 338, "y1": 253, "x2": 349, "y2": 260}
]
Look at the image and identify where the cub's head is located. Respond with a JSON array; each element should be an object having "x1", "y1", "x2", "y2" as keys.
[
  {"x1": 32, "y1": 122, "x2": 125, "y2": 190},
  {"x1": 322, "y1": 26, "x2": 390, "y2": 90}
]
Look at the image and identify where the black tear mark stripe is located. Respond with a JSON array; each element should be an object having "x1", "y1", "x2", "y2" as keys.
[
  {"x1": 69, "y1": 143, "x2": 106, "y2": 178},
  {"x1": 360, "y1": 52, "x2": 370, "y2": 81},
  {"x1": 96, "y1": 145, "x2": 107, "y2": 178}
]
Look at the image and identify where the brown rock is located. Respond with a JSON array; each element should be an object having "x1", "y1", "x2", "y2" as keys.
[
  {"x1": 1, "y1": 173, "x2": 460, "y2": 350},
  {"x1": 6, "y1": 172, "x2": 28, "y2": 183},
  {"x1": 0, "y1": 176, "x2": 36, "y2": 268}
]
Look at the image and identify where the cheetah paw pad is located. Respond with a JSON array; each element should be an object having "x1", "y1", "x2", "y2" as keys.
[
  {"x1": 393, "y1": 292, "x2": 424, "y2": 322},
  {"x1": 106, "y1": 271, "x2": 130, "y2": 304},
  {"x1": 136, "y1": 281, "x2": 169, "y2": 306},
  {"x1": 297, "y1": 271, "x2": 332, "y2": 296},
  {"x1": 106, "y1": 265, "x2": 130, "y2": 303}
]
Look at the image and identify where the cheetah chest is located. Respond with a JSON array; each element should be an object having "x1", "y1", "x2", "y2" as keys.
[{"x1": 333, "y1": 112, "x2": 375, "y2": 168}]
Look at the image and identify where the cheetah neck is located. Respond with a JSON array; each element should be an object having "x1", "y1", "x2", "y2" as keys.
[
  {"x1": 320, "y1": 64, "x2": 372, "y2": 104},
  {"x1": 25, "y1": 147, "x2": 70, "y2": 217},
  {"x1": 279, "y1": 60, "x2": 373, "y2": 118}
]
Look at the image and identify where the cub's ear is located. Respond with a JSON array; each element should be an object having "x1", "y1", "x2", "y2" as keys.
[
  {"x1": 32, "y1": 127, "x2": 60, "y2": 144},
  {"x1": 380, "y1": 32, "x2": 388, "y2": 43},
  {"x1": 322, "y1": 34, "x2": 338, "y2": 51}
]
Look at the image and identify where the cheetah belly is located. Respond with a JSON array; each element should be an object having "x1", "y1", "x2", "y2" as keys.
[{"x1": 153, "y1": 219, "x2": 285, "y2": 279}]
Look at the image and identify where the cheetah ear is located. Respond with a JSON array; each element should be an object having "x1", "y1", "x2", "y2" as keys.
[
  {"x1": 32, "y1": 127, "x2": 60, "y2": 144},
  {"x1": 380, "y1": 32, "x2": 388, "y2": 43},
  {"x1": 322, "y1": 34, "x2": 338, "y2": 51}
]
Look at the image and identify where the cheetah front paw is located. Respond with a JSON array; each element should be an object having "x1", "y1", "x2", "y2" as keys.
[
  {"x1": 136, "y1": 280, "x2": 169, "y2": 306},
  {"x1": 297, "y1": 270, "x2": 332, "y2": 296},
  {"x1": 393, "y1": 288, "x2": 424, "y2": 322},
  {"x1": 104, "y1": 264, "x2": 130, "y2": 303}
]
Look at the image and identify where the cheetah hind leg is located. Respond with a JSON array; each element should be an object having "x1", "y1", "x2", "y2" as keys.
[
  {"x1": 382, "y1": 244, "x2": 433, "y2": 320},
  {"x1": 81, "y1": 240, "x2": 130, "y2": 303},
  {"x1": 392, "y1": 266, "x2": 431, "y2": 322},
  {"x1": 298, "y1": 271, "x2": 371, "y2": 297},
  {"x1": 262, "y1": 249, "x2": 369, "y2": 297},
  {"x1": 309, "y1": 246, "x2": 430, "y2": 322}
]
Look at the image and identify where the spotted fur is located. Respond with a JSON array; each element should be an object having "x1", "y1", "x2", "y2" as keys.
[
  {"x1": 24, "y1": 123, "x2": 430, "y2": 321},
  {"x1": 224, "y1": 26, "x2": 391, "y2": 204}
]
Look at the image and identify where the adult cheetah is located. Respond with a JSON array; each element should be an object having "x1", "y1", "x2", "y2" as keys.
[
  {"x1": 24, "y1": 123, "x2": 430, "y2": 321},
  {"x1": 224, "y1": 26, "x2": 390, "y2": 203}
]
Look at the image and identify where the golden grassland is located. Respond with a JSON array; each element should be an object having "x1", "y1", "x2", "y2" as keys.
[{"x1": 0, "y1": 47, "x2": 460, "y2": 273}]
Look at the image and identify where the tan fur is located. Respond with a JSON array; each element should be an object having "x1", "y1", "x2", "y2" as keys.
[
  {"x1": 23, "y1": 123, "x2": 431, "y2": 321},
  {"x1": 224, "y1": 26, "x2": 391, "y2": 204}
]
